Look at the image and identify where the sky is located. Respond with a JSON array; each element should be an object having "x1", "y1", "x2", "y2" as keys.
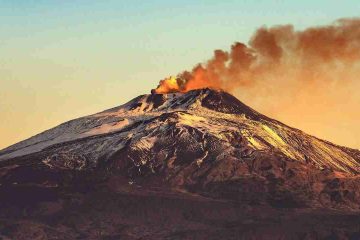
[{"x1": 1, "y1": 0, "x2": 360, "y2": 150}]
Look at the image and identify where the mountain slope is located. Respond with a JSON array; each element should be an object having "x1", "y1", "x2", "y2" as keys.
[
  {"x1": 1, "y1": 89, "x2": 360, "y2": 239},
  {"x1": 1, "y1": 88, "x2": 359, "y2": 174}
]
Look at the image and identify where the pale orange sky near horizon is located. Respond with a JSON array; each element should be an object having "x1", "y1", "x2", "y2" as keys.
[{"x1": 1, "y1": 1, "x2": 360, "y2": 150}]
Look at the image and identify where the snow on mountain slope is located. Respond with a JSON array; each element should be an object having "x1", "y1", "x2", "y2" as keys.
[{"x1": 1, "y1": 89, "x2": 359, "y2": 175}]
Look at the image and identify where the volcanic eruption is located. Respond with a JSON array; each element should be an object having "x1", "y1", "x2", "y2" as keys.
[
  {"x1": 154, "y1": 18, "x2": 360, "y2": 95},
  {"x1": 153, "y1": 18, "x2": 360, "y2": 150},
  {"x1": 1, "y1": 18, "x2": 360, "y2": 239}
]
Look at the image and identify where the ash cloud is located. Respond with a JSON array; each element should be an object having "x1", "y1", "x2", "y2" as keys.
[
  {"x1": 154, "y1": 18, "x2": 360, "y2": 148},
  {"x1": 155, "y1": 18, "x2": 360, "y2": 93}
]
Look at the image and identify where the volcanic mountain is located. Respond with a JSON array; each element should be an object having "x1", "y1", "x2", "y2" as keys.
[{"x1": 1, "y1": 89, "x2": 360, "y2": 239}]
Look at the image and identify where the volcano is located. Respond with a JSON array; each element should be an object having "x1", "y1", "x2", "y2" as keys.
[{"x1": 1, "y1": 89, "x2": 360, "y2": 239}]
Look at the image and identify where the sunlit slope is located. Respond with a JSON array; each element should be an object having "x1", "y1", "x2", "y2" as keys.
[{"x1": 1, "y1": 89, "x2": 359, "y2": 174}]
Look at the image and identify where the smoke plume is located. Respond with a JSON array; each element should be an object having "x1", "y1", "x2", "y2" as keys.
[
  {"x1": 154, "y1": 18, "x2": 360, "y2": 148},
  {"x1": 155, "y1": 18, "x2": 360, "y2": 94}
]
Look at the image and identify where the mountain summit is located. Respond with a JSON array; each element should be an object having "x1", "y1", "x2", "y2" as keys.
[
  {"x1": 1, "y1": 89, "x2": 360, "y2": 239},
  {"x1": 1, "y1": 88, "x2": 359, "y2": 173}
]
